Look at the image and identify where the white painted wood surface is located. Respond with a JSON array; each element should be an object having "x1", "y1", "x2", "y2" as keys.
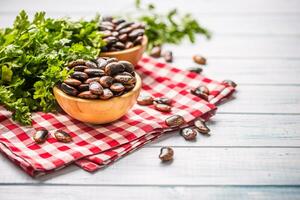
[
  {"x1": 0, "y1": 0, "x2": 299, "y2": 199},
  {"x1": 1, "y1": 186, "x2": 300, "y2": 200},
  {"x1": 1, "y1": 148, "x2": 300, "y2": 185}
]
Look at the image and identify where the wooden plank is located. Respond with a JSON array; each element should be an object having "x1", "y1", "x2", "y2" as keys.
[
  {"x1": 163, "y1": 36, "x2": 300, "y2": 59},
  {"x1": 1, "y1": 0, "x2": 300, "y2": 14},
  {"x1": 151, "y1": 114, "x2": 300, "y2": 147},
  {"x1": 0, "y1": 186, "x2": 300, "y2": 200},
  {"x1": 218, "y1": 85, "x2": 300, "y2": 114},
  {"x1": 1, "y1": 13, "x2": 300, "y2": 36},
  {"x1": 1, "y1": 148, "x2": 300, "y2": 185},
  {"x1": 199, "y1": 15, "x2": 300, "y2": 36},
  {"x1": 173, "y1": 59, "x2": 300, "y2": 85}
]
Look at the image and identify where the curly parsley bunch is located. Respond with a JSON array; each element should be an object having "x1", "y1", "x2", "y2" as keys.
[{"x1": 0, "y1": 11, "x2": 105, "y2": 125}]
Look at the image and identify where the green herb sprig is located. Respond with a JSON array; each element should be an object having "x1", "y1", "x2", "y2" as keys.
[
  {"x1": 134, "y1": 0, "x2": 211, "y2": 50},
  {"x1": 0, "y1": 11, "x2": 105, "y2": 125}
]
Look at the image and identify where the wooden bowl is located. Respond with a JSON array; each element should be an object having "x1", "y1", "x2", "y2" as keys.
[
  {"x1": 53, "y1": 73, "x2": 142, "y2": 124},
  {"x1": 100, "y1": 36, "x2": 148, "y2": 66}
]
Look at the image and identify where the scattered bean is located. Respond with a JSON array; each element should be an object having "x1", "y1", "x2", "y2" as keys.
[
  {"x1": 163, "y1": 51, "x2": 173, "y2": 62},
  {"x1": 191, "y1": 85, "x2": 209, "y2": 101},
  {"x1": 165, "y1": 115, "x2": 185, "y2": 127},
  {"x1": 33, "y1": 129, "x2": 48, "y2": 144},
  {"x1": 188, "y1": 67, "x2": 203, "y2": 74},
  {"x1": 159, "y1": 147, "x2": 174, "y2": 162},
  {"x1": 154, "y1": 103, "x2": 172, "y2": 112},
  {"x1": 153, "y1": 97, "x2": 172, "y2": 105},
  {"x1": 193, "y1": 55, "x2": 206, "y2": 65},
  {"x1": 150, "y1": 46, "x2": 162, "y2": 58},
  {"x1": 54, "y1": 130, "x2": 72, "y2": 143},
  {"x1": 137, "y1": 95, "x2": 153, "y2": 106},
  {"x1": 180, "y1": 127, "x2": 197, "y2": 140},
  {"x1": 194, "y1": 119, "x2": 210, "y2": 134}
]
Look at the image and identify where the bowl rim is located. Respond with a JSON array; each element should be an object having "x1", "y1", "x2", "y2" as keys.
[
  {"x1": 100, "y1": 36, "x2": 148, "y2": 56},
  {"x1": 54, "y1": 72, "x2": 142, "y2": 103}
]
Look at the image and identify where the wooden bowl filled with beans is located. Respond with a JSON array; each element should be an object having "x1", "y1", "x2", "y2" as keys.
[
  {"x1": 99, "y1": 17, "x2": 148, "y2": 66},
  {"x1": 53, "y1": 57, "x2": 142, "y2": 124}
]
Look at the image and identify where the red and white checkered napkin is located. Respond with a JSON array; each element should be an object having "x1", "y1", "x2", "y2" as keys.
[{"x1": 0, "y1": 56, "x2": 235, "y2": 177}]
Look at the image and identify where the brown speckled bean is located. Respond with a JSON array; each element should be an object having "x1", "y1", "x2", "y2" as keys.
[
  {"x1": 54, "y1": 130, "x2": 72, "y2": 143},
  {"x1": 159, "y1": 147, "x2": 174, "y2": 162},
  {"x1": 165, "y1": 115, "x2": 185, "y2": 127}
]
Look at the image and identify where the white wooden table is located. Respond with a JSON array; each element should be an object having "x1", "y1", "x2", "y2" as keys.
[{"x1": 1, "y1": 0, "x2": 300, "y2": 199}]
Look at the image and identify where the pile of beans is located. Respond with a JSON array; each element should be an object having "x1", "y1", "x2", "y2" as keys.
[
  {"x1": 33, "y1": 129, "x2": 72, "y2": 144},
  {"x1": 60, "y1": 57, "x2": 136, "y2": 99},
  {"x1": 100, "y1": 17, "x2": 145, "y2": 52},
  {"x1": 159, "y1": 117, "x2": 210, "y2": 162},
  {"x1": 137, "y1": 91, "x2": 211, "y2": 145},
  {"x1": 137, "y1": 95, "x2": 173, "y2": 112},
  {"x1": 149, "y1": 46, "x2": 173, "y2": 63}
]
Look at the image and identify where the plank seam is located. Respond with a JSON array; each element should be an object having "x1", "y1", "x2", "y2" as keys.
[{"x1": 1, "y1": 183, "x2": 300, "y2": 187}]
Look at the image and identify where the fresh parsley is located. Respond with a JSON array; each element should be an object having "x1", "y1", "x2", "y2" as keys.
[
  {"x1": 134, "y1": 0, "x2": 211, "y2": 50},
  {"x1": 0, "y1": 11, "x2": 105, "y2": 125}
]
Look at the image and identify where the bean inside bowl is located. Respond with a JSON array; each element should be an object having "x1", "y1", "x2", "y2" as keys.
[
  {"x1": 54, "y1": 58, "x2": 142, "y2": 124},
  {"x1": 99, "y1": 17, "x2": 148, "y2": 66},
  {"x1": 53, "y1": 72, "x2": 141, "y2": 124}
]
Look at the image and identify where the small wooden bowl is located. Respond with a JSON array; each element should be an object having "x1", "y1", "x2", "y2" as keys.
[
  {"x1": 53, "y1": 73, "x2": 142, "y2": 124},
  {"x1": 100, "y1": 36, "x2": 148, "y2": 66}
]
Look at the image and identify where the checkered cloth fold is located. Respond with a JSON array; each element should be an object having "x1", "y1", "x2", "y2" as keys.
[{"x1": 0, "y1": 56, "x2": 235, "y2": 177}]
